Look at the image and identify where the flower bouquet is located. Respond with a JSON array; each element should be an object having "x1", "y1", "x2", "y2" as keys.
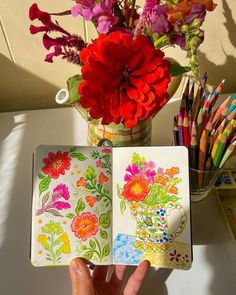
[
  {"x1": 117, "y1": 152, "x2": 187, "y2": 253},
  {"x1": 29, "y1": 0, "x2": 216, "y2": 146}
]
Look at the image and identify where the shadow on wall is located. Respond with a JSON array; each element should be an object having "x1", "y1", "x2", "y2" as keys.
[
  {"x1": 0, "y1": 54, "x2": 67, "y2": 112},
  {"x1": 198, "y1": 0, "x2": 236, "y2": 93}
]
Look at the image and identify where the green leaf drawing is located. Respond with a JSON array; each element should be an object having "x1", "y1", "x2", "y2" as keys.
[
  {"x1": 38, "y1": 173, "x2": 45, "y2": 179},
  {"x1": 102, "y1": 244, "x2": 110, "y2": 258},
  {"x1": 70, "y1": 153, "x2": 87, "y2": 161},
  {"x1": 100, "y1": 229, "x2": 108, "y2": 239},
  {"x1": 47, "y1": 209, "x2": 63, "y2": 217},
  {"x1": 69, "y1": 147, "x2": 77, "y2": 153},
  {"x1": 84, "y1": 166, "x2": 96, "y2": 179},
  {"x1": 41, "y1": 192, "x2": 50, "y2": 207},
  {"x1": 120, "y1": 200, "x2": 126, "y2": 215},
  {"x1": 39, "y1": 175, "x2": 51, "y2": 196},
  {"x1": 66, "y1": 213, "x2": 75, "y2": 219},
  {"x1": 82, "y1": 251, "x2": 93, "y2": 261},
  {"x1": 89, "y1": 239, "x2": 96, "y2": 249},
  {"x1": 99, "y1": 210, "x2": 111, "y2": 229},
  {"x1": 75, "y1": 198, "x2": 85, "y2": 215},
  {"x1": 117, "y1": 184, "x2": 122, "y2": 199}
]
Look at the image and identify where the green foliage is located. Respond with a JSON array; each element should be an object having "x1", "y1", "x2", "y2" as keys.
[
  {"x1": 70, "y1": 152, "x2": 87, "y2": 161},
  {"x1": 120, "y1": 200, "x2": 126, "y2": 215},
  {"x1": 75, "y1": 198, "x2": 85, "y2": 215},
  {"x1": 100, "y1": 229, "x2": 108, "y2": 239},
  {"x1": 39, "y1": 175, "x2": 51, "y2": 196},
  {"x1": 169, "y1": 63, "x2": 191, "y2": 76},
  {"x1": 99, "y1": 210, "x2": 111, "y2": 228}
]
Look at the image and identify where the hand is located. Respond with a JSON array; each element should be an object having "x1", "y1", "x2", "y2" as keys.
[{"x1": 69, "y1": 258, "x2": 150, "y2": 295}]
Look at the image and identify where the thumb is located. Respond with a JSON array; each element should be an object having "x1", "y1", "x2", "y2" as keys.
[{"x1": 69, "y1": 258, "x2": 94, "y2": 295}]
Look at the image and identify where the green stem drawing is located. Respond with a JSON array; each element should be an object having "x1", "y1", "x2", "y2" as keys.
[
  {"x1": 90, "y1": 177, "x2": 112, "y2": 204},
  {"x1": 49, "y1": 233, "x2": 56, "y2": 264}
]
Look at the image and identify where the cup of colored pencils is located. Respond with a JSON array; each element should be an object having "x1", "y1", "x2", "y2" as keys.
[{"x1": 173, "y1": 74, "x2": 236, "y2": 202}]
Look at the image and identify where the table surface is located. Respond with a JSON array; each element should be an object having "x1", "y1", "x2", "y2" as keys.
[{"x1": 0, "y1": 105, "x2": 236, "y2": 295}]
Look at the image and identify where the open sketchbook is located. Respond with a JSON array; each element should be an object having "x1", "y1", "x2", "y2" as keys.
[{"x1": 31, "y1": 145, "x2": 192, "y2": 270}]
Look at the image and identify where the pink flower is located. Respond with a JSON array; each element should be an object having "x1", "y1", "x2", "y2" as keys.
[
  {"x1": 156, "y1": 167, "x2": 164, "y2": 176},
  {"x1": 143, "y1": 161, "x2": 155, "y2": 170},
  {"x1": 124, "y1": 164, "x2": 141, "y2": 181},
  {"x1": 52, "y1": 201, "x2": 71, "y2": 210},
  {"x1": 52, "y1": 184, "x2": 70, "y2": 201},
  {"x1": 96, "y1": 159, "x2": 102, "y2": 167},
  {"x1": 145, "y1": 170, "x2": 156, "y2": 184},
  {"x1": 102, "y1": 148, "x2": 112, "y2": 154}
]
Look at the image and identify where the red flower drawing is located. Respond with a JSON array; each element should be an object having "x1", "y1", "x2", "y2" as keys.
[
  {"x1": 78, "y1": 31, "x2": 171, "y2": 128},
  {"x1": 122, "y1": 176, "x2": 150, "y2": 202},
  {"x1": 71, "y1": 212, "x2": 98, "y2": 241},
  {"x1": 42, "y1": 151, "x2": 71, "y2": 179}
]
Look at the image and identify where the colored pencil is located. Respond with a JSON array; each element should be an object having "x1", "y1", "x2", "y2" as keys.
[
  {"x1": 183, "y1": 111, "x2": 190, "y2": 147},
  {"x1": 212, "y1": 95, "x2": 231, "y2": 125},
  {"x1": 192, "y1": 85, "x2": 201, "y2": 121},
  {"x1": 198, "y1": 130, "x2": 208, "y2": 186},
  {"x1": 177, "y1": 112, "x2": 184, "y2": 145},
  {"x1": 173, "y1": 117, "x2": 179, "y2": 146},
  {"x1": 226, "y1": 98, "x2": 236, "y2": 116},
  {"x1": 219, "y1": 140, "x2": 236, "y2": 168},
  {"x1": 212, "y1": 134, "x2": 227, "y2": 168},
  {"x1": 190, "y1": 135, "x2": 198, "y2": 169}
]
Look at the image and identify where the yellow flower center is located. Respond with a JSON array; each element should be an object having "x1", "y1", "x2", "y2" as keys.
[{"x1": 131, "y1": 184, "x2": 142, "y2": 194}]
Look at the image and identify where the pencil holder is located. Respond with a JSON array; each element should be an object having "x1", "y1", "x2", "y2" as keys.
[{"x1": 190, "y1": 167, "x2": 223, "y2": 202}]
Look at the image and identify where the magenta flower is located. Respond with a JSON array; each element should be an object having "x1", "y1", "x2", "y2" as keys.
[
  {"x1": 36, "y1": 184, "x2": 71, "y2": 216},
  {"x1": 29, "y1": 3, "x2": 86, "y2": 64},
  {"x1": 52, "y1": 201, "x2": 71, "y2": 210},
  {"x1": 52, "y1": 184, "x2": 70, "y2": 201},
  {"x1": 186, "y1": 4, "x2": 206, "y2": 25},
  {"x1": 145, "y1": 170, "x2": 156, "y2": 184},
  {"x1": 124, "y1": 164, "x2": 141, "y2": 181},
  {"x1": 71, "y1": 0, "x2": 118, "y2": 34}
]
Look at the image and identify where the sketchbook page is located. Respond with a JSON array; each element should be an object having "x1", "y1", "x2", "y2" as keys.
[
  {"x1": 112, "y1": 146, "x2": 192, "y2": 270},
  {"x1": 31, "y1": 145, "x2": 112, "y2": 266}
]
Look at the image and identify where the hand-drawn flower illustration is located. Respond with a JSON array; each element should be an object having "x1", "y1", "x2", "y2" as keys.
[
  {"x1": 124, "y1": 164, "x2": 141, "y2": 181},
  {"x1": 165, "y1": 167, "x2": 180, "y2": 178},
  {"x1": 71, "y1": 212, "x2": 98, "y2": 241},
  {"x1": 169, "y1": 249, "x2": 182, "y2": 262},
  {"x1": 37, "y1": 184, "x2": 71, "y2": 216},
  {"x1": 122, "y1": 176, "x2": 150, "y2": 202},
  {"x1": 155, "y1": 175, "x2": 168, "y2": 186},
  {"x1": 98, "y1": 172, "x2": 108, "y2": 184},
  {"x1": 96, "y1": 159, "x2": 102, "y2": 167},
  {"x1": 42, "y1": 151, "x2": 71, "y2": 179},
  {"x1": 130, "y1": 202, "x2": 139, "y2": 211},
  {"x1": 38, "y1": 221, "x2": 71, "y2": 263},
  {"x1": 85, "y1": 195, "x2": 97, "y2": 207},
  {"x1": 169, "y1": 186, "x2": 178, "y2": 195},
  {"x1": 77, "y1": 176, "x2": 87, "y2": 187},
  {"x1": 101, "y1": 148, "x2": 111, "y2": 154}
]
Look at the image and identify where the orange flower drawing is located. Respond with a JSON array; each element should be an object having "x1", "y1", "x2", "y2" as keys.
[
  {"x1": 77, "y1": 177, "x2": 87, "y2": 187},
  {"x1": 169, "y1": 186, "x2": 178, "y2": 195},
  {"x1": 155, "y1": 175, "x2": 168, "y2": 186},
  {"x1": 71, "y1": 212, "x2": 98, "y2": 241},
  {"x1": 122, "y1": 176, "x2": 150, "y2": 202},
  {"x1": 85, "y1": 196, "x2": 97, "y2": 207},
  {"x1": 42, "y1": 151, "x2": 71, "y2": 179},
  {"x1": 165, "y1": 167, "x2": 180, "y2": 178},
  {"x1": 98, "y1": 172, "x2": 108, "y2": 184}
]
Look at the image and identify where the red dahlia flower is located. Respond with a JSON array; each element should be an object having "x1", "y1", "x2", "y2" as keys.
[{"x1": 78, "y1": 31, "x2": 171, "y2": 128}]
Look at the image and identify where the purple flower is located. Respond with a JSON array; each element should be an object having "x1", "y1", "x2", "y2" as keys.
[
  {"x1": 150, "y1": 5, "x2": 172, "y2": 34},
  {"x1": 71, "y1": 0, "x2": 94, "y2": 20},
  {"x1": 124, "y1": 164, "x2": 141, "y2": 181},
  {"x1": 186, "y1": 4, "x2": 206, "y2": 25},
  {"x1": 52, "y1": 184, "x2": 70, "y2": 201},
  {"x1": 171, "y1": 34, "x2": 186, "y2": 50},
  {"x1": 156, "y1": 167, "x2": 164, "y2": 176}
]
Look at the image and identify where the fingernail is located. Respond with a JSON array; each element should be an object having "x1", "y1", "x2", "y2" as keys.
[{"x1": 70, "y1": 260, "x2": 81, "y2": 274}]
